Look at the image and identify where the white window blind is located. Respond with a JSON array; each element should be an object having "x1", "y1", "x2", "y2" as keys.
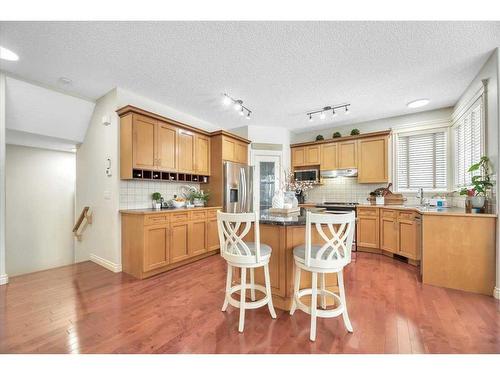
[
  {"x1": 397, "y1": 130, "x2": 447, "y2": 190},
  {"x1": 454, "y1": 98, "x2": 483, "y2": 187}
]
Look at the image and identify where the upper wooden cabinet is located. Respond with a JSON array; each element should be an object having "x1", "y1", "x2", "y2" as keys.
[
  {"x1": 290, "y1": 131, "x2": 390, "y2": 183},
  {"x1": 156, "y1": 121, "x2": 177, "y2": 171},
  {"x1": 177, "y1": 129, "x2": 195, "y2": 173},
  {"x1": 292, "y1": 145, "x2": 321, "y2": 167},
  {"x1": 222, "y1": 135, "x2": 248, "y2": 164},
  {"x1": 132, "y1": 114, "x2": 156, "y2": 170},
  {"x1": 195, "y1": 134, "x2": 210, "y2": 175},
  {"x1": 118, "y1": 106, "x2": 212, "y2": 179},
  {"x1": 337, "y1": 140, "x2": 357, "y2": 169},
  {"x1": 320, "y1": 143, "x2": 338, "y2": 170},
  {"x1": 358, "y1": 135, "x2": 388, "y2": 183}
]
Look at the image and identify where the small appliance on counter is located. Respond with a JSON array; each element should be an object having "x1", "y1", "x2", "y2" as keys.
[{"x1": 429, "y1": 197, "x2": 450, "y2": 207}]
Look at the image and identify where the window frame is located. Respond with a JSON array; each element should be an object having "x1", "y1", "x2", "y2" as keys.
[{"x1": 393, "y1": 125, "x2": 451, "y2": 193}]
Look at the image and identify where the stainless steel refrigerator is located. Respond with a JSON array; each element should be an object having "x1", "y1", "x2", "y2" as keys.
[{"x1": 223, "y1": 161, "x2": 254, "y2": 213}]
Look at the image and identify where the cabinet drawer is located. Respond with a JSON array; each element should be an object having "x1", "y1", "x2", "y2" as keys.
[
  {"x1": 381, "y1": 209, "x2": 397, "y2": 219},
  {"x1": 190, "y1": 210, "x2": 207, "y2": 220},
  {"x1": 398, "y1": 211, "x2": 415, "y2": 220},
  {"x1": 357, "y1": 207, "x2": 379, "y2": 216},
  {"x1": 144, "y1": 214, "x2": 169, "y2": 226},
  {"x1": 207, "y1": 209, "x2": 218, "y2": 218},
  {"x1": 171, "y1": 212, "x2": 190, "y2": 222}
]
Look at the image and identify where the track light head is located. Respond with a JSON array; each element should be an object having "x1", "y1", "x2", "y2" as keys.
[
  {"x1": 345, "y1": 105, "x2": 350, "y2": 114},
  {"x1": 246, "y1": 112, "x2": 251, "y2": 120},
  {"x1": 234, "y1": 100, "x2": 243, "y2": 111},
  {"x1": 332, "y1": 108, "x2": 337, "y2": 117},
  {"x1": 239, "y1": 108, "x2": 245, "y2": 116},
  {"x1": 308, "y1": 114, "x2": 313, "y2": 122}
]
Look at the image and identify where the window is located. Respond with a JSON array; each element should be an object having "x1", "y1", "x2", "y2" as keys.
[
  {"x1": 397, "y1": 130, "x2": 447, "y2": 190},
  {"x1": 453, "y1": 98, "x2": 483, "y2": 187}
]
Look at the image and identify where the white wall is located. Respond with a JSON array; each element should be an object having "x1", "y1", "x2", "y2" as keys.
[
  {"x1": 0, "y1": 73, "x2": 7, "y2": 284},
  {"x1": 455, "y1": 48, "x2": 500, "y2": 299},
  {"x1": 291, "y1": 107, "x2": 453, "y2": 143},
  {"x1": 75, "y1": 88, "x2": 121, "y2": 269},
  {"x1": 5, "y1": 145, "x2": 75, "y2": 276}
]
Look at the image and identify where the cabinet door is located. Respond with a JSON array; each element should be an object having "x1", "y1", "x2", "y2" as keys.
[
  {"x1": 222, "y1": 137, "x2": 236, "y2": 161},
  {"x1": 177, "y1": 129, "x2": 195, "y2": 173},
  {"x1": 380, "y1": 215, "x2": 398, "y2": 253},
  {"x1": 170, "y1": 222, "x2": 190, "y2": 263},
  {"x1": 195, "y1": 134, "x2": 210, "y2": 174},
  {"x1": 398, "y1": 219, "x2": 418, "y2": 259},
  {"x1": 133, "y1": 115, "x2": 156, "y2": 169},
  {"x1": 235, "y1": 142, "x2": 248, "y2": 164},
  {"x1": 156, "y1": 121, "x2": 177, "y2": 172},
  {"x1": 189, "y1": 220, "x2": 208, "y2": 256},
  {"x1": 337, "y1": 140, "x2": 357, "y2": 169},
  {"x1": 143, "y1": 225, "x2": 169, "y2": 272},
  {"x1": 292, "y1": 147, "x2": 306, "y2": 167},
  {"x1": 358, "y1": 136, "x2": 388, "y2": 183},
  {"x1": 207, "y1": 218, "x2": 220, "y2": 251},
  {"x1": 321, "y1": 143, "x2": 337, "y2": 170},
  {"x1": 305, "y1": 145, "x2": 320, "y2": 165},
  {"x1": 357, "y1": 215, "x2": 379, "y2": 248}
]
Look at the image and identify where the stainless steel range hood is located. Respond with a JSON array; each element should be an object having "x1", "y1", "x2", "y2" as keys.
[{"x1": 321, "y1": 168, "x2": 358, "y2": 178}]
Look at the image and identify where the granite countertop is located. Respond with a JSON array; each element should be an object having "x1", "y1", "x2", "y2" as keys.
[
  {"x1": 120, "y1": 206, "x2": 222, "y2": 215},
  {"x1": 356, "y1": 203, "x2": 497, "y2": 218},
  {"x1": 259, "y1": 208, "x2": 328, "y2": 226}
]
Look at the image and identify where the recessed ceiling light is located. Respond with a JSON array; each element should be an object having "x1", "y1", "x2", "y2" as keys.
[
  {"x1": 0, "y1": 46, "x2": 19, "y2": 61},
  {"x1": 407, "y1": 99, "x2": 430, "y2": 108}
]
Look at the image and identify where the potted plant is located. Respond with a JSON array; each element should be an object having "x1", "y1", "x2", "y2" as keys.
[
  {"x1": 151, "y1": 192, "x2": 162, "y2": 210},
  {"x1": 315, "y1": 134, "x2": 324, "y2": 141},
  {"x1": 350, "y1": 128, "x2": 360, "y2": 136},
  {"x1": 333, "y1": 132, "x2": 342, "y2": 138},
  {"x1": 459, "y1": 156, "x2": 494, "y2": 209},
  {"x1": 188, "y1": 190, "x2": 210, "y2": 207}
]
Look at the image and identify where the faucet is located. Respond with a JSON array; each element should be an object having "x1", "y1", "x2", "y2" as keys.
[{"x1": 416, "y1": 188, "x2": 424, "y2": 205}]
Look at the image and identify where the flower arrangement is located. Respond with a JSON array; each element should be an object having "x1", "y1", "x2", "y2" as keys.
[{"x1": 279, "y1": 169, "x2": 315, "y2": 194}]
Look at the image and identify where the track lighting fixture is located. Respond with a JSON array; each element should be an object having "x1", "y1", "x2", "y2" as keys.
[
  {"x1": 222, "y1": 93, "x2": 252, "y2": 120},
  {"x1": 306, "y1": 103, "x2": 351, "y2": 122}
]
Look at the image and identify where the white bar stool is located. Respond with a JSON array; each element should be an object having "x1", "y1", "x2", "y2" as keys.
[
  {"x1": 217, "y1": 211, "x2": 277, "y2": 333},
  {"x1": 290, "y1": 211, "x2": 355, "y2": 341}
]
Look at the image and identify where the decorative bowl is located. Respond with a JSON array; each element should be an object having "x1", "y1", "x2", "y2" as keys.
[{"x1": 172, "y1": 200, "x2": 185, "y2": 208}]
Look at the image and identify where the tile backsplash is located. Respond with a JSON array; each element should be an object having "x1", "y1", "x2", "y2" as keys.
[{"x1": 120, "y1": 180, "x2": 201, "y2": 209}]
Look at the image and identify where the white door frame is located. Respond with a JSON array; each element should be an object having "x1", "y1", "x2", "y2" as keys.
[{"x1": 250, "y1": 149, "x2": 283, "y2": 212}]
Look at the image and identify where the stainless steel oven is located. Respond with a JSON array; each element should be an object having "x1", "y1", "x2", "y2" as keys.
[{"x1": 294, "y1": 169, "x2": 319, "y2": 183}]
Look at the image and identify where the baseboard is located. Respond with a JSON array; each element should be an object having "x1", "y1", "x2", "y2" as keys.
[
  {"x1": 0, "y1": 273, "x2": 9, "y2": 285},
  {"x1": 494, "y1": 286, "x2": 500, "y2": 300},
  {"x1": 90, "y1": 254, "x2": 122, "y2": 273}
]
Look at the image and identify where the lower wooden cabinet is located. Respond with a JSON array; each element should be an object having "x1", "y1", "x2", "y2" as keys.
[
  {"x1": 143, "y1": 224, "x2": 170, "y2": 272},
  {"x1": 121, "y1": 207, "x2": 221, "y2": 279},
  {"x1": 170, "y1": 221, "x2": 190, "y2": 263},
  {"x1": 357, "y1": 207, "x2": 421, "y2": 262}
]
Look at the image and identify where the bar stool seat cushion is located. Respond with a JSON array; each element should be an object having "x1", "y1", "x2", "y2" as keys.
[
  {"x1": 245, "y1": 242, "x2": 272, "y2": 258},
  {"x1": 293, "y1": 245, "x2": 340, "y2": 262}
]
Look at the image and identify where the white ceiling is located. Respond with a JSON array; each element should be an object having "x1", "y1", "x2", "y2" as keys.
[{"x1": 1, "y1": 21, "x2": 499, "y2": 133}]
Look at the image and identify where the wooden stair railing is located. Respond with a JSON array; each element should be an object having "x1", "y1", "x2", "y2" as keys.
[{"x1": 73, "y1": 206, "x2": 92, "y2": 241}]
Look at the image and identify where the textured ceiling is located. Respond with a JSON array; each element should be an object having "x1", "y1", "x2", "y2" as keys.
[{"x1": 1, "y1": 21, "x2": 499, "y2": 133}]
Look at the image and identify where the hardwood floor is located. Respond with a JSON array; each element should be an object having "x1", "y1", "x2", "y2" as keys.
[{"x1": 1, "y1": 252, "x2": 499, "y2": 354}]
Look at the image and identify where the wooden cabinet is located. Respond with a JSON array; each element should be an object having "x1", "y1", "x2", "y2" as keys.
[
  {"x1": 118, "y1": 106, "x2": 213, "y2": 179},
  {"x1": 195, "y1": 134, "x2": 210, "y2": 175},
  {"x1": 189, "y1": 220, "x2": 208, "y2": 256},
  {"x1": 380, "y1": 209, "x2": 398, "y2": 253},
  {"x1": 292, "y1": 147, "x2": 305, "y2": 167},
  {"x1": 358, "y1": 136, "x2": 388, "y2": 183},
  {"x1": 143, "y1": 224, "x2": 169, "y2": 272},
  {"x1": 170, "y1": 221, "x2": 190, "y2": 263},
  {"x1": 156, "y1": 121, "x2": 177, "y2": 171},
  {"x1": 292, "y1": 145, "x2": 321, "y2": 167},
  {"x1": 177, "y1": 129, "x2": 195, "y2": 173},
  {"x1": 121, "y1": 207, "x2": 222, "y2": 279},
  {"x1": 222, "y1": 135, "x2": 248, "y2": 164},
  {"x1": 320, "y1": 143, "x2": 337, "y2": 170},
  {"x1": 337, "y1": 140, "x2": 357, "y2": 168},
  {"x1": 357, "y1": 207, "x2": 379, "y2": 249},
  {"x1": 398, "y1": 212, "x2": 421, "y2": 260},
  {"x1": 132, "y1": 114, "x2": 156, "y2": 169}
]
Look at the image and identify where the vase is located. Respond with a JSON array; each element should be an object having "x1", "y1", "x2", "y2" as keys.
[
  {"x1": 152, "y1": 201, "x2": 161, "y2": 210},
  {"x1": 284, "y1": 191, "x2": 299, "y2": 209},
  {"x1": 470, "y1": 196, "x2": 485, "y2": 208},
  {"x1": 272, "y1": 191, "x2": 284, "y2": 209},
  {"x1": 193, "y1": 198, "x2": 205, "y2": 207}
]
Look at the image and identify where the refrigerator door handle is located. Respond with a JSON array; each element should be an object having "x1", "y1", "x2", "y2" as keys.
[{"x1": 240, "y1": 168, "x2": 246, "y2": 212}]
